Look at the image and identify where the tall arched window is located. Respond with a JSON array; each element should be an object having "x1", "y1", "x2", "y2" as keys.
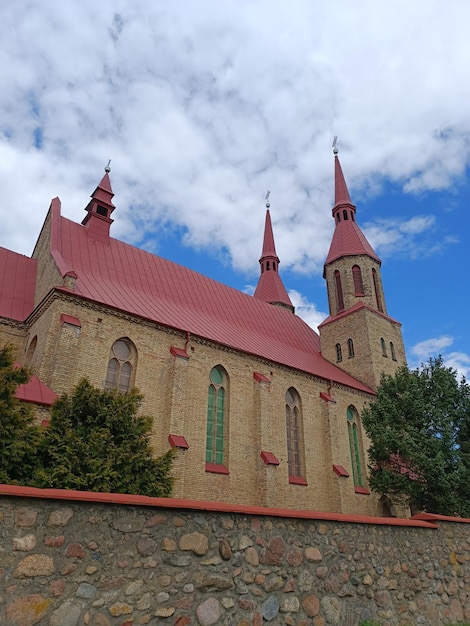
[
  {"x1": 335, "y1": 343, "x2": 343, "y2": 362},
  {"x1": 390, "y1": 342, "x2": 397, "y2": 361},
  {"x1": 285, "y1": 387, "x2": 305, "y2": 481},
  {"x1": 381, "y1": 338, "x2": 388, "y2": 357},
  {"x1": 206, "y1": 366, "x2": 228, "y2": 467},
  {"x1": 347, "y1": 406, "x2": 364, "y2": 488},
  {"x1": 352, "y1": 265, "x2": 364, "y2": 296},
  {"x1": 372, "y1": 268, "x2": 384, "y2": 312},
  {"x1": 25, "y1": 335, "x2": 38, "y2": 364},
  {"x1": 334, "y1": 270, "x2": 345, "y2": 312},
  {"x1": 347, "y1": 338, "x2": 355, "y2": 358},
  {"x1": 105, "y1": 338, "x2": 137, "y2": 391}
]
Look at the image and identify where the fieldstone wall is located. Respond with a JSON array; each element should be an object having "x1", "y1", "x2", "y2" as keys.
[{"x1": 0, "y1": 489, "x2": 469, "y2": 626}]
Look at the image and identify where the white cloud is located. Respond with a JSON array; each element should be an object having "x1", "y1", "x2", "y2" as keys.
[
  {"x1": 410, "y1": 336, "x2": 470, "y2": 380},
  {"x1": 288, "y1": 290, "x2": 328, "y2": 332},
  {"x1": 0, "y1": 0, "x2": 469, "y2": 273}
]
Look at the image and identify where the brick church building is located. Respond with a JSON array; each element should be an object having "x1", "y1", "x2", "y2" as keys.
[{"x1": 0, "y1": 151, "x2": 405, "y2": 516}]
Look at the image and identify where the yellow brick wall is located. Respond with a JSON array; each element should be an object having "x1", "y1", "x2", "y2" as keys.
[{"x1": 18, "y1": 292, "x2": 381, "y2": 515}]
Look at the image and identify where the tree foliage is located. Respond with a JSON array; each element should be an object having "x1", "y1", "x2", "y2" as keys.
[
  {"x1": 362, "y1": 357, "x2": 470, "y2": 516},
  {"x1": 0, "y1": 344, "x2": 43, "y2": 484},
  {"x1": 34, "y1": 379, "x2": 175, "y2": 496}
]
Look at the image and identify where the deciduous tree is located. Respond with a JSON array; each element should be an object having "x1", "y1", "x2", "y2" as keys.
[{"x1": 362, "y1": 357, "x2": 470, "y2": 516}]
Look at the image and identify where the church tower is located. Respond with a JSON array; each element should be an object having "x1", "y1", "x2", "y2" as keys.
[
  {"x1": 318, "y1": 149, "x2": 406, "y2": 390},
  {"x1": 254, "y1": 200, "x2": 294, "y2": 313}
]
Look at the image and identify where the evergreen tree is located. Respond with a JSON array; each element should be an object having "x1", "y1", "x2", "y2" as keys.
[
  {"x1": 35, "y1": 378, "x2": 174, "y2": 497},
  {"x1": 0, "y1": 344, "x2": 42, "y2": 484},
  {"x1": 362, "y1": 357, "x2": 470, "y2": 516}
]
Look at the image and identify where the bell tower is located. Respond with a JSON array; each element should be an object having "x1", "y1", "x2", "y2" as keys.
[{"x1": 318, "y1": 148, "x2": 406, "y2": 389}]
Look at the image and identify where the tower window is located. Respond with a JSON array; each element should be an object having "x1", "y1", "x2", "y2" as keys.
[
  {"x1": 266, "y1": 261, "x2": 270, "y2": 270},
  {"x1": 286, "y1": 387, "x2": 305, "y2": 480},
  {"x1": 273, "y1": 262, "x2": 276, "y2": 271},
  {"x1": 97, "y1": 205, "x2": 108, "y2": 217},
  {"x1": 334, "y1": 270, "x2": 345, "y2": 312},
  {"x1": 336, "y1": 213, "x2": 340, "y2": 223},
  {"x1": 390, "y1": 342, "x2": 397, "y2": 361},
  {"x1": 372, "y1": 268, "x2": 384, "y2": 313},
  {"x1": 351, "y1": 211, "x2": 355, "y2": 222},
  {"x1": 105, "y1": 338, "x2": 137, "y2": 391},
  {"x1": 347, "y1": 406, "x2": 365, "y2": 487},
  {"x1": 335, "y1": 343, "x2": 342, "y2": 362},
  {"x1": 343, "y1": 210, "x2": 348, "y2": 221},
  {"x1": 206, "y1": 366, "x2": 228, "y2": 466},
  {"x1": 347, "y1": 338, "x2": 355, "y2": 358},
  {"x1": 381, "y1": 338, "x2": 388, "y2": 357},
  {"x1": 352, "y1": 265, "x2": 364, "y2": 296}
]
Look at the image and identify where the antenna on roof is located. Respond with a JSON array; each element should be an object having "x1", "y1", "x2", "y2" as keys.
[
  {"x1": 332, "y1": 136, "x2": 339, "y2": 155},
  {"x1": 265, "y1": 190, "x2": 271, "y2": 209},
  {"x1": 105, "y1": 159, "x2": 111, "y2": 173}
]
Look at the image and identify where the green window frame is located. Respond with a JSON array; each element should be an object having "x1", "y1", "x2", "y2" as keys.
[
  {"x1": 347, "y1": 406, "x2": 364, "y2": 487},
  {"x1": 286, "y1": 387, "x2": 304, "y2": 479},
  {"x1": 206, "y1": 366, "x2": 227, "y2": 465}
]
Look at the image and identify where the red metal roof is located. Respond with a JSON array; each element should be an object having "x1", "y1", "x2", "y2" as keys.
[
  {"x1": 15, "y1": 373, "x2": 57, "y2": 406},
  {"x1": 0, "y1": 248, "x2": 37, "y2": 321},
  {"x1": 325, "y1": 155, "x2": 380, "y2": 266},
  {"x1": 253, "y1": 209, "x2": 293, "y2": 310},
  {"x1": 46, "y1": 200, "x2": 373, "y2": 395}
]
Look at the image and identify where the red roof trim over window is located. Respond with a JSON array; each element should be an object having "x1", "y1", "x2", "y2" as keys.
[
  {"x1": 168, "y1": 434, "x2": 189, "y2": 449},
  {"x1": 60, "y1": 314, "x2": 81, "y2": 327},
  {"x1": 41, "y1": 419, "x2": 50, "y2": 428},
  {"x1": 289, "y1": 475, "x2": 308, "y2": 486},
  {"x1": 354, "y1": 486, "x2": 370, "y2": 495},
  {"x1": 15, "y1": 373, "x2": 58, "y2": 407},
  {"x1": 205, "y1": 463, "x2": 229, "y2": 475},
  {"x1": 333, "y1": 464, "x2": 349, "y2": 477},
  {"x1": 170, "y1": 346, "x2": 189, "y2": 360},
  {"x1": 254, "y1": 372, "x2": 271, "y2": 383},
  {"x1": 320, "y1": 392, "x2": 336, "y2": 403},
  {"x1": 260, "y1": 451, "x2": 280, "y2": 465}
]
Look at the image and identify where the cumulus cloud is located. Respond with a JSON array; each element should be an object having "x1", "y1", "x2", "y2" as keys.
[
  {"x1": 288, "y1": 290, "x2": 328, "y2": 332},
  {"x1": 410, "y1": 336, "x2": 470, "y2": 380},
  {"x1": 0, "y1": 0, "x2": 469, "y2": 276}
]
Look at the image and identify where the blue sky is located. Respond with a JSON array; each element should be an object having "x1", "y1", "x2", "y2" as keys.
[{"x1": 1, "y1": 1, "x2": 470, "y2": 378}]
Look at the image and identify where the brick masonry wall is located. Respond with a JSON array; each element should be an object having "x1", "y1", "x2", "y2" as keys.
[
  {"x1": 11, "y1": 292, "x2": 379, "y2": 517},
  {"x1": 0, "y1": 488, "x2": 469, "y2": 626}
]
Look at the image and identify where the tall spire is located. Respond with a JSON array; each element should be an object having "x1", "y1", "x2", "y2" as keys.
[
  {"x1": 253, "y1": 198, "x2": 294, "y2": 313},
  {"x1": 325, "y1": 150, "x2": 379, "y2": 266},
  {"x1": 81, "y1": 164, "x2": 116, "y2": 242}
]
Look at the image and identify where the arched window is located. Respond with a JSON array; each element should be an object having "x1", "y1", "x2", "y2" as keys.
[
  {"x1": 206, "y1": 366, "x2": 228, "y2": 466},
  {"x1": 347, "y1": 338, "x2": 355, "y2": 358},
  {"x1": 105, "y1": 338, "x2": 137, "y2": 391},
  {"x1": 334, "y1": 270, "x2": 345, "y2": 312},
  {"x1": 286, "y1": 388, "x2": 305, "y2": 480},
  {"x1": 381, "y1": 338, "x2": 388, "y2": 357},
  {"x1": 352, "y1": 265, "x2": 364, "y2": 296},
  {"x1": 372, "y1": 268, "x2": 383, "y2": 312},
  {"x1": 343, "y1": 209, "x2": 348, "y2": 221},
  {"x1": 347, "y1": 406, "x2": 364, "y2": 487},
  {"x1": 25, "y1": 336, "x2": 38, "y2": 364},
  {"x1": 390, "y1": 342, "x2": 396, "y2": 361},
  {"x1": 335, "y1": 343, "x2": 343, "y2": 362}
]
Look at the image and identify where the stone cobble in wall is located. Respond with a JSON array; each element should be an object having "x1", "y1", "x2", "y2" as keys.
[{"x1": 1, "y1": 493, "x2": 469, "y2": 626}]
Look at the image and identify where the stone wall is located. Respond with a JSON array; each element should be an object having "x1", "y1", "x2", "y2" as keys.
[{"x1": 0, "y1": 487, "x2": 469, "y2": 626}]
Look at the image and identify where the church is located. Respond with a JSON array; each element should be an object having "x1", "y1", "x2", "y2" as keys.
[{"x1": 0, "y1": 151, "x2": 406, "y2": 516}]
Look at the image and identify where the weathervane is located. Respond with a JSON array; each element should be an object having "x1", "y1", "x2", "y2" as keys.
[
  {"x1": 105, "y1": 159, "x2": 111, "y2": 173},
  {"x1": 332, "y1": 136, "x2": 339, "y2": 155},
  {"x1": 265, "y1": 190, "x2": 271, "y2": 209}
]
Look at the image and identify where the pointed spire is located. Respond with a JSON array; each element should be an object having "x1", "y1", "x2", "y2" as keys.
[
  {"x1": 334, "y1": 152, "x2": 353, "y2": 208},
  {"x1": 325, "y1": 149, "x2": 380, "y2": 266},
  {"x1": 81, "y1": 164, "x2": 116, "y2": 242},
  {"x1": 254, "y1": 201, "x2": 294, "y2": 313}
]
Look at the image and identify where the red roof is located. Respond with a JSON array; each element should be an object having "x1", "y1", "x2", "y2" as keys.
[
  {"x1": 253, "y1": 210, "x2": 293, "y2": 310},
  {"x1": 0, "y1": 248, "x2": 37, "y2": 321},
  {"x1": 325, "y1": 155, "x2": 380, "y2": 266},
  {"x1": 46, "y1": 199, "x2": 373, "y2": 395},
  {"x1": 15, "y1": 373, "x2": 57, "y2": 406}
]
